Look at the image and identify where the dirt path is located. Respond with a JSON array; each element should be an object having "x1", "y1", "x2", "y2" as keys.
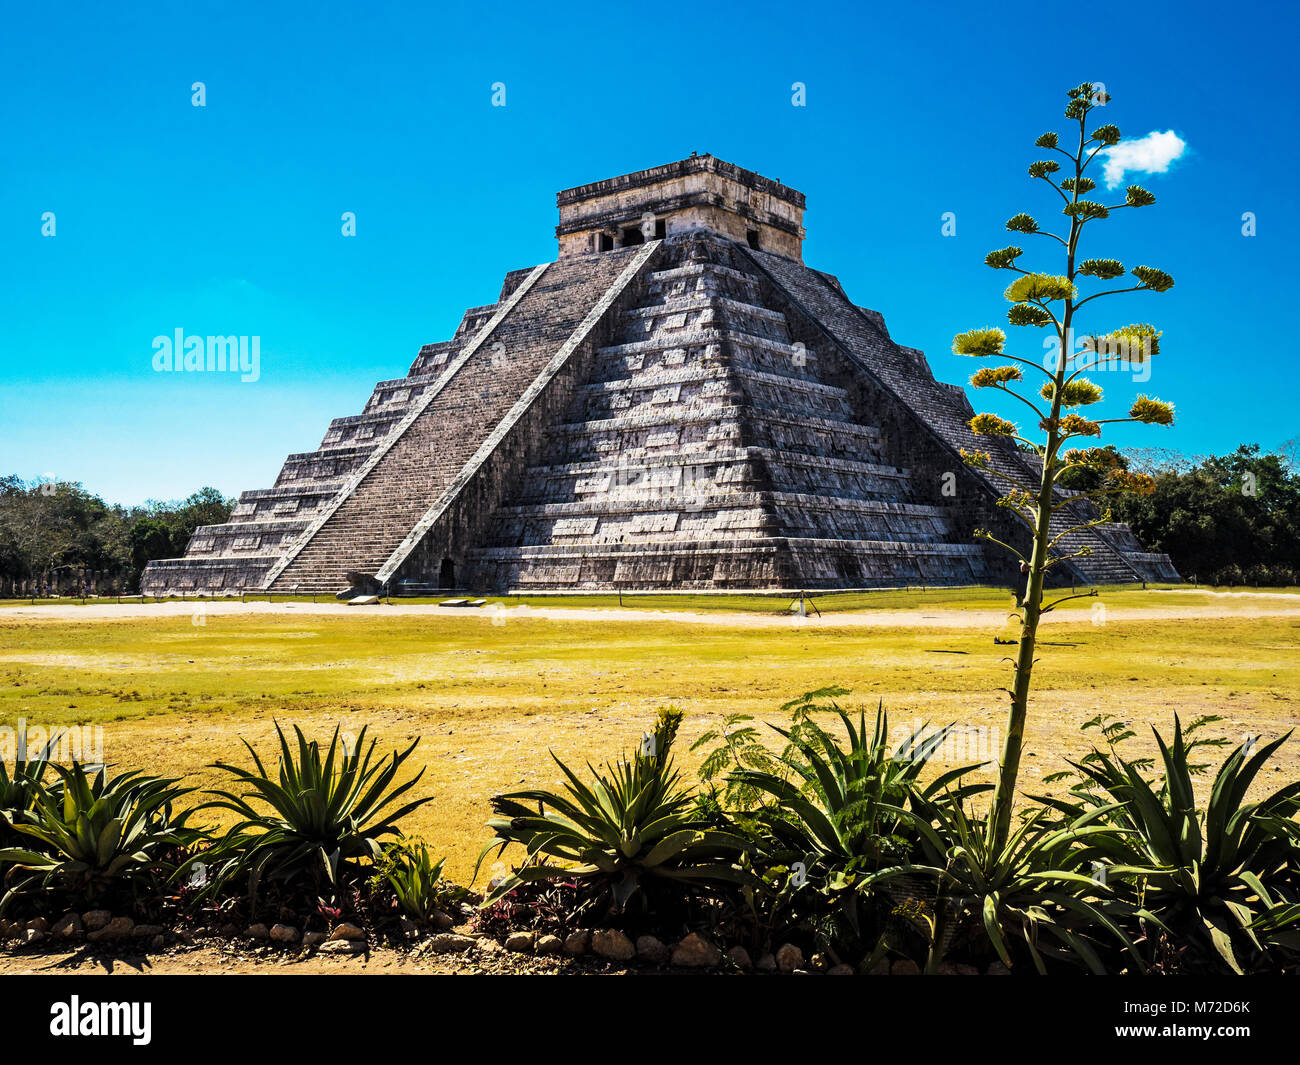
[
  {"x1": 4, "y1": 592, "x2": 1299, "y2": 629},
  {"x1": 0, "y1": 942, "x2": 585, "y2": 976}
]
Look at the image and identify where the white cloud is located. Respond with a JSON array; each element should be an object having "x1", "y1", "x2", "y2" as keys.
[{"x1": 1100, "y1": 130, "x2": 1187, "y2": 188}]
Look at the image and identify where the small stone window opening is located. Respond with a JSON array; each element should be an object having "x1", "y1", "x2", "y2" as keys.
[
  {"x1": 599, "y1": 232, "x2": 615, "y2": 252},
  {"x1": 746, "y1": 229, "x2": 761, "y2": 250},
  {"x1": 654, "y1": 218, "x2": 667, "y2": 239}
]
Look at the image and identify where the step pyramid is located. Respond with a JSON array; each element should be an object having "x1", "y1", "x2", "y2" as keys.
[{"x1": 141, "y1": 155, "x2": 1178, "y2": 596}]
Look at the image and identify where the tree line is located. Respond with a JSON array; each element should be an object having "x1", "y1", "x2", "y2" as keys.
[
  {"x1": 1062, "y1": 443, "x2": 1299, "y2": 585},
  {"x1": 0, "y1": 477, "x2": 234, "y2": 597}
]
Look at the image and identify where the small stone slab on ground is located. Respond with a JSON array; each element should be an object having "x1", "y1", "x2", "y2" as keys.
[
  {"x1": 592, "y1": 929, "x2": 635, "y2": 962},
  {"x1": 269, "y1": 924, "x2": 300, "y2": 944},
  {"x1": 318, "y1": 939, "x2": 365, "y2": 956},
  {"x1": 670, "y1": 933, "x2": 721, "y2": 968},
  {"x1": 347, "y1": 595, "x2": 380, "y2": 606},
  {"x1": 423, "y1": 933, "x2": 476, "y2": 954}
]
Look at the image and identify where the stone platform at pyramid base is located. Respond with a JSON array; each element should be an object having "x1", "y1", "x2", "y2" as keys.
[
  {"x1": 140, "y1": 556, "x2": 276, "y2": 595},
  {"x1": 137, "y1": 538, "x2": 1168, "y2": 596},
  {"x1": 463, "y1": 537, "x2": 1001, "y2": 591}
]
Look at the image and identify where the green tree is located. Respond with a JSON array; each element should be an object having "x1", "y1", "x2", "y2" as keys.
[
  {"x1": 0, "y1": 478, "x2": 234, "y2": 594},
  {"x1": 953, "y1": 83, "x2": 1176, "y2": 853},
  {"x1": 1111, "y1": 445, "x2": 1300, "y2": 581},
  {"x1": 129, "y1": 517, "x2": 175, "y2": 574},
  {"x1": 166, "y1": 486, "x2": 232, "y2": 546}
]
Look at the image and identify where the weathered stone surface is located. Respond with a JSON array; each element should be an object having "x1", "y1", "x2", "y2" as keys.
[
  {"x1": 245, "y1": 923, "x2": 269, "y2": 941},
  {"x1": 81, "y1": 910, "x2": 112, "y2": 932},
  {"x1": 671, "y1": 933, "x2": 722, "y2": 968},
  {"x1": 755, "y1": 953, "x2": 778, "y2": 972},
  {"x1": 635, "y1": 935, "x2": 669, "y2": 963},
  {"x1": 558, "y1": 156, "x2": 806, "y2": 262},
  {"x1": 725, "y1": 946, "x2": 753, "y2": 970},
  {"x1": 536, "y1": 934, "x2": 563, "y2": 956},
  {"x1": 891, "y1": 959, "x2": 921, "y2": 975},
  {"x1": 270, "y1": 923, "x2": 300, "y2": 944},
  {"x1": 329, "y1": 922, "x2": 365, "y2": 942},
  {"x1": 52, "y1": 913, "x2": 83, "y2": 938},
  {"x1": 425, "y1": 933, "x2": 476, "y2": 953},
  {"x1": 319, "y1": 938, "x2": 364, "y2": 956},
  {"x1": 131, "y1": 924, "x2": 165, "y2": 939},
  {"x1": 592, "y1": 929, "x2": 635, "y2": 962},
  {"x1": 828, "y1": 963, "x2": 855, "y2": 975},
  {"x1": 87, "y1": 917, "x2": 135, "y2": 943},
  {"x1": 562, "y1": 930, "x2": 591, "y2": 957},
  {"x1": 775, "y1": 943, "x2": 804, "y2": 973},
  {"x1": 505, "y1": 931, "x2": 537, "y2": 954},
  {"x1": 303, "y1": 931, "x2": 328, "y2": 947}
]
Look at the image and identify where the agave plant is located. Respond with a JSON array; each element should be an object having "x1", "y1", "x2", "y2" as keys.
[
  {"x1": 477, "y1": 708, "x2": 751, "y2": 914},
  {"x1": 867, "y1": 793, "x2": 1140, "y2": 974},
  {"x1": 194, "y1": 723, "x2": 430, "y2": 908},
  {"x1": 728, "y1": 700, "x2": 986, "y2": 889},
  {"x1": 0, "y1": 762, "x2": 199, "y2": 912},
  {"x1": 1038, "y1": 718, "x2": 1300, "y2": 973},
  {"x1": 0, "y1": 729, "x2": 61, "y2": 850},
  {"x1": 717, "y1": 700, "x2": 984, "y2": 952},
  {"x1": 374, "y1": 838, "x2": 461, "y2": 924}
]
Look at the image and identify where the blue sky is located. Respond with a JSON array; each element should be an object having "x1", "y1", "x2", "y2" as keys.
[{"x1": 2, "y1": 0, "x2": 1296, "y2": 504}]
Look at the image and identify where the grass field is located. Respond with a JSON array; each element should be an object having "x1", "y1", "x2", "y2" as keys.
[
  {"x1": 1, "y1": 588, "x2": 1297, "y2": 884},
  {"x1": 7, "y1": 581, "x2": 1287, "y2": 614}
]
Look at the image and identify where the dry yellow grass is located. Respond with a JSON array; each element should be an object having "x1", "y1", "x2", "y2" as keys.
[{"x1": 1, "y1": 590, "x2": 1297, "y2": 884}]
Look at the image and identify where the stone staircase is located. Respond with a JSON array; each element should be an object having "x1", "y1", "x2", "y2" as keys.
[
  {"x1": 263, "y1": 246, "x2": 655, "y2": 594},
  {"x1": 141, "y1": 339, "x2": 478, "y2": 596}
]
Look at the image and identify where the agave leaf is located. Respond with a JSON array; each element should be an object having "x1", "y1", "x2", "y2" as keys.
[
  {"x1": 982, "y1": 892, "x2": 1012, "y2": 966},
  {"x1": 1203, "y1": 912, "x2": 1244, "y2": 974}
]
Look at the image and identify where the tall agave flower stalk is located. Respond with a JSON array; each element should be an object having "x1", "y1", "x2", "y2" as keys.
[{"x1": 952, "y1": 83, "x2": 1177, "y2": 854}]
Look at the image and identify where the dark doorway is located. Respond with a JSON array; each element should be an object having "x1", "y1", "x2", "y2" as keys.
[
  {"x1": 438, "y1": 558, "x2": 455, "y2": 589},
  {"x1": 654, "y1": 218, "x2": 666, "y2": 239},
  {"x1": 599, "y1": 233, "x2": 614, "y2": 252},
  {"x1": 620, "y1": 225, "x2": 645, "y2": 246},
  {"x1": 746, "y1": 229, "x2": 761, "y2": 250}
]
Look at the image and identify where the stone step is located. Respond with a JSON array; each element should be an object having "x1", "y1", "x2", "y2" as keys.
[
  {"x1": 471, "y1": 536, "x2": 994, "y2": 591},
  {"x1": 518, "y1": 446, "x2": 908, "y2": 482},
  {"x1": 547, "y1": 403, "x2": 884, "y2": 448}
]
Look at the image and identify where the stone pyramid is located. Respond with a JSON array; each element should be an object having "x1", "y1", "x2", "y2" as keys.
[{"x1": 142, "y1": 155, "x2": 1178, "y2": 596}]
